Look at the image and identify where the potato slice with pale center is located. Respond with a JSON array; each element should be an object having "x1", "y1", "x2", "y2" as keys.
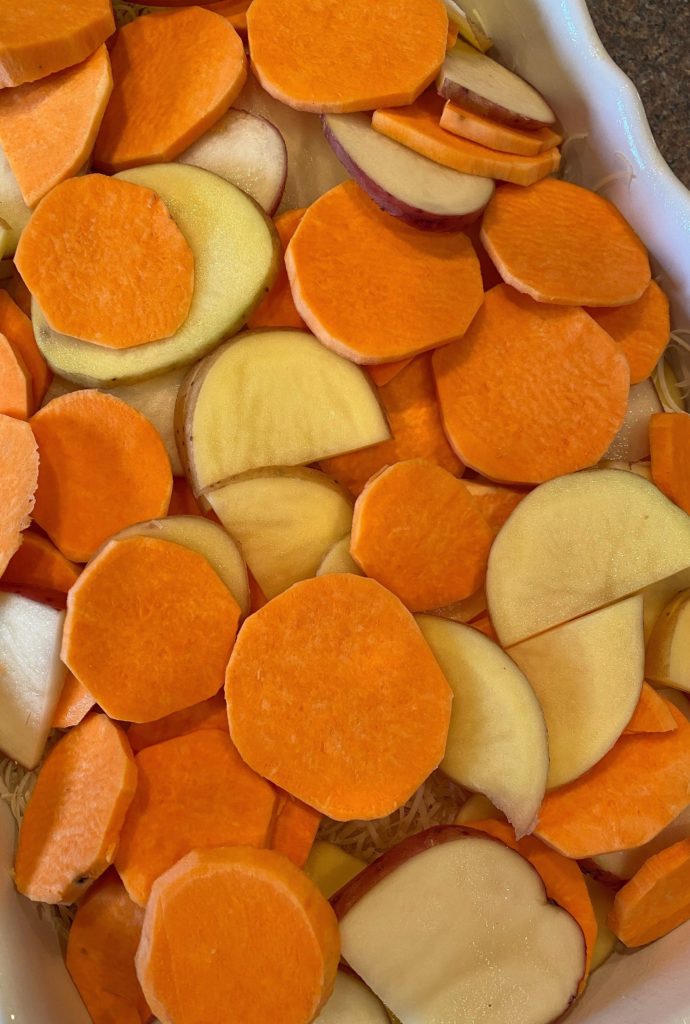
[
  {"x1": 207, "y1": 468, "x2": 353, "y2": 599},
  {"x1": 643, "y1": 568, "x2": 690, "y2": 642},
  {"x1": 646, "y1": 590, "x2": 690, "y2": 692},
  {"x1": 0, "y1": 143, "x2": 29, "y2": 255},
  {"x1": 178, "y1": 329, "x2": 390, "y2": 495},
  {"x1": 42, "y1": 366, "x2": 185, "y2": 475},
  {"x1": 315, "y1": 971, "x2": 388, "y2": 1024},
  {"x1": 33, "y1": 164, "x2": 279, "y2": 387},
  {"x1": 416, "y1": 616, "x2": 548, "y2": 836},
  {"x1": 334, "y1": 827, "x2": 585, "y2": 1024},
  {"x1": 0, "y1": 593, "x2": 66, "y2": 768},
  {"x1": 316, "y1": 535, "x2": 362, "y2": 577},
  {"x1": 112, "y1": 516, "x2": 250, "y2": 618},
  {"x1": 508, "y1": 596, "x2": 644, "y2": 789},
  {"x1": 487, "y1": 469, "x2": 690, "y2": 647}
]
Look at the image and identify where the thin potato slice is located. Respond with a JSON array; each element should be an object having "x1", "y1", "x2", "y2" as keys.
[
  {"x1": 33, "y1": 164, "x2": 279, "y2": 386},
  {"x1": 207, "y1": 468, "x2": 353, "y2": 599},
  {"x1": 179, "y1": 329, "x2": 390, "y2": 494},
  {"x1": 646, "y1": 590, "x2": 690, "y2": 692}
]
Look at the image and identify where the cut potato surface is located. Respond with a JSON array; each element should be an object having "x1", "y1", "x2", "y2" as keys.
[
  {"x1": 94, "y1": 8, "x2": 247, "y2": 173},
  {"x1": 508, "y1": 596, "x2": 645, "y2": 789},
  {"x1": 316, "y1": 535, "x2": 362, "y2": 577},
  {"x1": 433, "y1": 284, "x2": 630, "y2": 484},
  {"x1": 646, "y1": 590, "x2": 690, "y2": 692},
  {"x1": 0, "y1": 413, "x2": 38, "y2": 575},
  {"x1": 286, "y1": 181, "x2": 483, "y2": 363},
  {"x1": 481, "y1": 178, "x2": 651, "y2": 306},
  {"x1": 584, "y1": 877, "x2": 617, "y2": 972},
  {"x1": 2, "y1": 530, "x2": 79, "y2": 596},
  {"x1": 487, "y1": 470, "x2": 690, "y2": 647},
  {"x1": 588, "y1": 280, "x2": 670, "y2": 385},
  {"x1": 179, "y1": 329, "x2": 389, "y2": 494},
  {"x1": 178, "y1": 108, "x2": 287, "y2": 215},
  {"x1": 437, "y1": 41, "x2": 555, "y2": 127},
  {"x1": 603, "y1": 378, "x2": 662, "y2": 464},
  {"x1": 62, "y1": 536, "x2": 241, "y2": 723},
  {"x1": 14, "y1": 713, "x2": 137, "y2": 904},
  {"x1": 0, "y1": 145, "x2": 30, "y2": 256},
  {"x1": 305, "y1": 842, "x2": 366, "y2": 901},
  {"x1": 30, "y1": 391, "x2": 172, "y2": 563},
  {"x1": 0, "y1": 46, "x2": 113, "y2": 209},
  {"x1": 248, "y1": 0, "x2": 447, "y2": 112},
  {"x1": 226, "y1": 574, "x2": 452, "y2": 820},
  {"x1": 127, "y1": 693, "x2": 228, "y2": 754},
  {"x1": 207, "y1": 467, "x2": 353, "y2": 599},
  {"x1": 644, "y1": 567, "x2": 690, "y2": 644},
  {"x1": 440, "y1": 100, "x2": 562, "y2": 156},
  {"x1": 650, "y1": 411, "x2": 690, "y2": 515},
  {"x1": 0, "y1": 0, "x2": 114, "y2": 88},
  {"x1": 609, "y1": 839, "x2": 690, "y2": 947},
  {"x1": 323, "y1": 111, "x2": 494, "y2": 230},
  {"x1": 33, "y1": 164, "x2": 279, "y2": 387},
  {"x1": 136, "y1": 847, "x2": 340, "y2": 1024},
  {"x1": 0, "y1": 593, "x2": 65, "y2": 768},
  {"x1": 316, "y1": 971, "x2": 389, "y2": 1023},
  {"x1": 334, "y1": 828, "x2": 586, "y2": 1024},
  {"x1": 248, "y1": 207, "x2": 306, "y2": 330},
  {"x1": 15, "y1": 175, "x2": 195, "y2": 350},
  {"x1": 112, "y1": 515, "x2": 250, "y2": 618},
  {"x1": 43, "y1": 366, "x2": 187, "y2": 476},
  {"x1": 589, "y1": 804, "x2": 690, "y2": 883},
  {"x1": 417, "y1": 616, "x2": 548, "y2": 836},
  {"x1": 115, "y1": 730, "x2": 276, "y2": 905}
]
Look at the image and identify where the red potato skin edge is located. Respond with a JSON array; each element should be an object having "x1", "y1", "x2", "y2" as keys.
[
  {"x1": 233, "y1": 108, "x2": 288, "y2": 217},
  {"x1": 321, "y1": 117, "x2": 489, "y2": 233},
  {"x1": 330, "y1": 824, "x2": 587, "y2": 1013},
  {"x1": 436, "y1": 79, "x2": 554, "y2": 130}
]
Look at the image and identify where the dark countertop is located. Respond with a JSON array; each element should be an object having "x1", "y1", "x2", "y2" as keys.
[{"x1": 586, "y1": 0, "x2": 690, "y2": 188}]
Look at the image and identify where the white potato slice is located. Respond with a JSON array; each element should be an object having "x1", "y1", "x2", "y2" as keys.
[
  {"x1": 335, "y1": 828, "x2": 585, "y2": 1024},
  {"x1": 417, "y1": 616, "x2": 548, "y2": 835},
  {"x1": 178, "y1": 329, "x2": 390, "y2": 495},
  {"x1": 508, "y1": 596, "x2": 644, "y2": 788},
  {"x1": 437, "y1": 41, "x2": 556, "y2": 128},
  {"x1": 646, "y1": 589, "x2": 690, "y2": 691},
  {"x1": 583, "y1": 876, "x2": 617, "y2": 972},
  {"x1": 177, "y1": 108, "x2": 287, "y2": 215},
  {"x1": 0, "y1": 143, "x2": 30, "y2": 255},
  {"x1": 305, "y1": 842, "x2": 366, "y2": 902},
  {"x1": 207, "y1": 468, "x2": 353, "y2": 599},
  {"x1": 42, "y1": 366, "x2": 185, "y2": 475},
  {"x1": 487, "y1": 469, "x2": 690, "y2": 647},
  {"x1": 0, "y1": 593, "x2": 66, "y2": 768},
  {"x1": 603, "y1": 378, "x2": 662, "y2": 462},
  {"x1": 316, "y1": 535, "x2": 362, "y2": 577},
  {"x1": 315, "y1": 971, "x2": 389, "y2": 1024},
  {"x1": 455, "y1": 792, "x2": 502, "y2": 824},
  {"x1": 112, "y1": 516, "x2": 249, "y2": 617},
  {"x1": 33, "y1": 164, "x2": 279, "y2": 386},
  {"x1": 643, "y1": 567, "x2": 690, "y2": 641},
  {"x1": 443, "y1": 0, "x2": 493, "y2": 50}
]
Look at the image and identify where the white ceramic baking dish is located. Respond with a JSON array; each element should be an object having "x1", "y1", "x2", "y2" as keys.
[{"x1": 1, "y1": 2, "x2": 689, "y2": 1022}]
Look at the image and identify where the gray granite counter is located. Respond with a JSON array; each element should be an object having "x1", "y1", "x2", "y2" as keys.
[{"x1": 586, "y1": 0, "x2": 689, "y2": 188}]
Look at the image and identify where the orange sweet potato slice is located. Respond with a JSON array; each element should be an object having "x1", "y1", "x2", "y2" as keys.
[
  {"x1": 0, "y1": 331, "x2": 31, "y2": 419},
  {"x1": 14, "y1": 713, "x2": 137, "y2": 903},
  {"x1": 464, "y1": 818, "x2": 597, "y2": 988},
  {"x1": 247, "y1": 0, "x2": 447, "y2": 113},
  {"x1": 66, "y1": 870, "x2": 151, "y2": 1024},
  {"x1": 136, "y1": 847, "x2": 340, "y2": 1024},
  {"x1": 535, "y1": 703, "x2": 690, "y2": 858},
  {"x1": 116, "y1": 729, "x2": 276, "y2": 905},
  {"x1": 271, "y1": 793, "x2": 321, "y2": 868},
  {"x1": 0, "y1": 0, "x2": 114, "y2": 88},
  {"x1": 127, "y1": 692, "x2": 228, "y2": 753},
  {"x1": 321, "y1": 354, "x2": 463, "y2": 495},
  {"x1": 372, "y1": 91, "x2": 561, "y2": 186},
  {"x1": 433, "y1": 284, "x2": 630, "y2": 484},
  {"x1": 624, "y1": 683, "x2": 678, "y2": 736},
  {"x1": 62, "y1": 536, "x2": 241, "y2": 723},
  {"x1": 0, "y1": 291, "x2": 50, "y2": 404},
  {"x1": 0, "y1": 414, "x2": 38, "y2": 576},
  {"x1": 587, "y1": 281, "x2": 670, "y2": 385},
  {"x1": 52, "y1": 671, "x2": 95, "y2": 730},
  {"x1": 248, "y1": 208, "x2": 306, "y2": 330},
  {"x1": 15, "y1": 175, "x2": 194, "y2": 349},
  {"x1": 3, "y1": 529, "x2": 79, "y2": 594},
  {"x1": 227, "y1": 573, "x2": 452, "y2": 820},
  {"x1": 350, "y1": 459, "x2": 493, "y2": 610},
  {"x1": 0, "y1": 46, "x2": 113, "y2": 208},
  {"x1": 30, "y1": 391, "x2": 172, "y2": 563},
  {"x1": 286, "y1": 180, "x2": 483, "y2": 363},
  {"x1": 609, "y1": 838, "x2": 690, "y2": 947},
  {"x1": 367, "y1": 359, "x2": 413, "y2": 387},
  {"x1": 480, "y1": 178, "x2": 651, "y2": 306},
  {"x1": 94, "y1": 8, "x2": 247, "y2": 173},
  {"x1": 440, "y1": 99, "x2": 562, "y2": 156},
  {"x1": 650, "y1": 412, "x2": 690, "y2": 515},
  {"x1": 463, "y1": 480, "x2": 528, "y2": 535}
]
